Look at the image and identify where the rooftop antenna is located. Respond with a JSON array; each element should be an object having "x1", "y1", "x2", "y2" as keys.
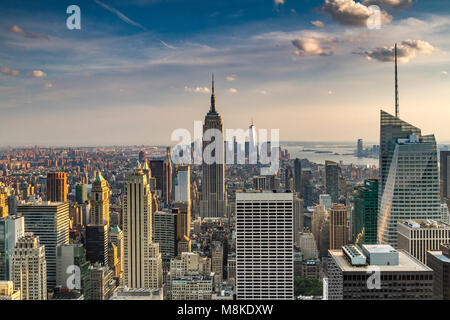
[
  {"x1": 395, "y1": 43, "x2": 399, "y2": 118},
  {"x1": 210, "y1": 73, "x2": 216, "y2": 113}
]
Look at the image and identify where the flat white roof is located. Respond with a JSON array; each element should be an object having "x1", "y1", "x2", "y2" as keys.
[
  {"x1": 236, "y1": 191, "x2": 293, "y2": 201},
  {"x1": 329, "y1": 249, "x2": 432, "y2": 272}
]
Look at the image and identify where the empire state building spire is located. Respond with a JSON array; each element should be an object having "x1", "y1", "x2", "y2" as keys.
[{"x1": 210, "y1": 73, "x2": 216, "y2": 113}]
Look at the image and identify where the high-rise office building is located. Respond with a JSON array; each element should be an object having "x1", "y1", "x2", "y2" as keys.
[
  {"x1": 211, "y1": 241, "x2": 223, "y2": 283},
  {"x1": 90, "y1": 173, "x2": 110, "y2": 228},
  {"x1": 46, "y1": 172, "x2": 68, "y2": 202},
  {"x1": 378, "y1": 112, "x2": 440, "y2": 247},
  {"x1": 0, "y1": 188, "x2": 8, "y2": 218},
  {"x1": 441, "y1": 151, "x2": 450, "y2": 199},
  {"x1": 236, "y1": 191, "x2": 294, "y2": 300},
  {"x1": 427, "y1": 243, "x2": 450, "y2": 300},
  {"x1": 397, "y1": 220, "x2": 450, "y2": 264},
  {"x1": 148, "y1": 242, "x2": 163, "y2": 290},
  {"x1": 154, "y1": 210, "x2": 178, "y2": 267},
  {"x1": 149, "y1": 156, "x2": 172, "y2": 207},
  {"x1": 10, "y1": 233, "x2": 47, "y2": 300},
  {"x1": 89, "y1": 263, "x2": 115, "y2": 300},
  {"x1": 325, "y1": 161, "x2": 339, "y2": 203},
  {"x1": 329, "y1": 204, "x2": 347, "y2": 250},
  {"x1": 326, "y1": 244, "x2": 433, "y2": 300},
  {"x1": 0, "y1": 281, "x2": 21, "y2": 300},
  {"x1": 357, "y1": 139, "x2": 363, "y2": 157},
  {"x1": 293, "y1": 196, "x2": 304, "y2": 246},
  {"x1": 56, "y1": 243, "x2": 91, "y2": 300},
  {"x1": 319, "y1": 194, "x2": 332, "y2": 211},
  {"x1": 109, "y1": 225, "x2": 124, "y2": 277},
  {"x1": 172, "y1": 201, "x2": 191, "y2": 240},
  {"x1": 123, "y1": 165, "x2": 153, "y2": 289},
  {"x1": 18, "y1": 201, "x2": 69, "y2": 288},
  {"x1": 353, "y1": 179, "x2": 378, "y2": 244},
  {"x1": 174, "y1": 165, "x2": 190, "y2": 203},
  {"x1": 294, "y1": 158, "x2": 302, "y2": 193},
  {"x1": 311, "y1": 204, "x2": 327, "y2": 253},
  {"x1": 298, "y1": 231, "x2": 319, "y2": 260},
  {"x1": 200, "y1": 76, "x2": 227, "y2": 218},
  {"x1": 86, "y1": 224, "x2": 109, "y2": 266},
  {"x1": 0, "y1": 215, "x2": 24, "y2": 280},
  {"x1": 75, "y1": 183, "x2": 88, "y2": 205},
  {"x1": 301, "y1": 168, "x2": 314, "y2": 207}
]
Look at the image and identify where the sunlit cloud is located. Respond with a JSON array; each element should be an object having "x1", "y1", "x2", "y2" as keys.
[
  {"x1": 363, "y1": 40, "x2": 435, "y2": 63},
  {"x1": 292, "y1": 37, "x2": 337, "y2": 57},
  {"x1": 27, "y1": 70, "x2": 47, "y2": 78},
  {"x1": 321, "y1": 0, "x2": 392, "y2": 26}
]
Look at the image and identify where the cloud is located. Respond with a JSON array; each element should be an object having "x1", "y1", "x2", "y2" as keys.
[
  {"x1": 27, "y1": 70, "x2": 47, "y2": 78},
  {"x1": 363, "y1": 40, "x2": 435, "y2": 62},
  {"x1": 44, "y1": 83, "x2": 53, "y2": 89},
  {"x1": 253, "y1": 89, "x2": 268, "y2": 95},
  {"x1": 311, "y1": 20, "x2": 325, "y2": 27},
  {"x1": 226, "y1": 75, "x2": 236, "y2": 81},
  {"x1": 321, "y1": 0, "x2": 392, "y2": 27},
  {"x1": 292, "y1": 37, "x2": 337, "y2": 56},
  {"x1": 94, "y1": 0, "x2": 148, "y2": 31},
  {"x1": 1, "y1": 66, "x2": 20, "y2": 76},
  {"x1": 8, "y1": 25, "x2": 49, "y2": 40},
  {"x1": 184, "y1": 86, "x2": 210, "y2": 94},
  {"x1": 228, "y1": 88, "x2": 238, "y2": 93},
  {"x1": 442, "y1": 71, "x2": 448, "y2": 76},
  {"x1": 274, "y1": 0, "x2": 284, "y2": 4},
  {"x1": 362, "y1": 0, "x2": 413, "y2": 9}
]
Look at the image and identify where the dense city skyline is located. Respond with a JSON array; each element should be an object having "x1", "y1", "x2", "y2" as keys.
[{"x1": 1, "y1": 0, "x2": 450, "y2": 146}]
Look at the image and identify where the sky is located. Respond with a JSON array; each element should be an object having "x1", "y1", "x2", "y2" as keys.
[{"x1": 0, "y1": 0, "x2": 450, "y2": 146}]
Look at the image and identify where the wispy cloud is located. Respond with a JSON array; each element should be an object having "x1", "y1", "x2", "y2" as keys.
[
  {"x1": 94, "y1": 0, "x2": 148, "y2": 31},
  {"x1": 228, "y1": 88, "x2": 238, "y2": 93},
  {"x1": 184, "y1": 86, "x2": 210, "y2": 94},
  {"x1": 8, "y1": 25, "x2": 49, "y2": 40},
  {"x1": 311, "y1": 20, "x2": 325, "y2": 27},
  {"x1": 362, "y1": 0, "x2": 413, "y2": 10},
  {"x1": 1, "y1": 66, "x2": 20, "y2": 76}
]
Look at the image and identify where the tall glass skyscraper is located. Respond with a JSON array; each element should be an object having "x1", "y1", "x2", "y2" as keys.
[
  {"x1": 325, "y1": 160, "x2": 339, "y2": 203},
  {"x1": 353, "y1": 179, "x2": 378, "y2": 244},
  {"x1": 378, "y1": 111, "x2": 440, "y2": 247}
]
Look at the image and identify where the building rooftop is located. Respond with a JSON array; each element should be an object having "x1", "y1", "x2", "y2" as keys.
[
  {"x1": 362, "y1": 244, "x2": 398, "y2": 254},
  {"x1": 398, "y1": 220, "x2": 450, "y2": 229},
  {"x1": 329, "y1": 249, "x2": 432, "y2": 272}
]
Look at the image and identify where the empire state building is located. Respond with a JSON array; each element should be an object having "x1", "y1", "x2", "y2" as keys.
[{"x1": 200, "y1": 75, "x2": 227, "y2": 218}]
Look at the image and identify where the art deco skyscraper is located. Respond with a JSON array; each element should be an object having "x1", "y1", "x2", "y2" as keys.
[
  {"x1": 90, "y1": 172, "x2": 110, "y2": 228},
  {"x1": 200, "y1": 75, "x2": 227, "y2": 218},
  {"x1": 123, "y1": 164, "x2": 153, "y2": 289},
  {"x1": 46, "y1": 172, "x2": 67, "y2": 202},
  {"x1": 10, "y1": 233, "x2": 47, "y2": 300}
]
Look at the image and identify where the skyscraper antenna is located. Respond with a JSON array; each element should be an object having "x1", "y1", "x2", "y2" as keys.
[
  {"x1": 210, "y1": 73, "x2": 216, "y2": 113},
  {"x1": 395, "y1": 43, "x2": 399, "y2": 118}
]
